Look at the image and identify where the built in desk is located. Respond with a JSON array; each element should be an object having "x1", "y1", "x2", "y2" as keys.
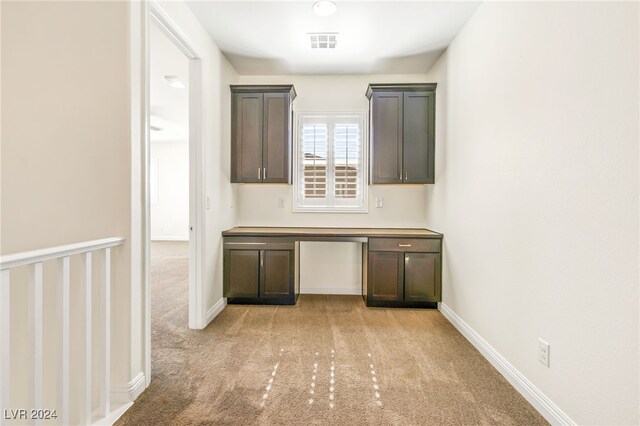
[{"x1": 222, "y1": 227, "x2": 443, "y2": 308}]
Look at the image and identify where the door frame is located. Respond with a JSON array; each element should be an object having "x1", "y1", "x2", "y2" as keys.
[{"x1": 139, "y1": 0, "x2": 206, "y2": 387}]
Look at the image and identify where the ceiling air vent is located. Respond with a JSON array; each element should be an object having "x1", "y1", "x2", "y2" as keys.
[{"x1": 309, "y1": 33, "x2": 337, "y2": 49}]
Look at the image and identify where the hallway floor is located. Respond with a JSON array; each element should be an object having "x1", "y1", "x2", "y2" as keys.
[{"x1": 116, "y1": 241, "x2": 546, "y2": 426}]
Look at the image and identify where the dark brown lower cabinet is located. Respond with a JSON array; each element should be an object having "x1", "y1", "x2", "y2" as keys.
[
  {"x1": 226, "y1": 250, "x2": 260, "y2": 298},
  {"x1": 222, "y1": 231, "x2": 443, "y2": 308},
  {"x1": 260, "y1": 250, "x2": 294, "y2": 299},
  {"x1": 366, "y1": 238, "x2": 441, "y2": 308},
  {"x1": 368, "y1": 252, "x2": 403, "y2": 301},
  {"x1": 404, "y1": 252, "x2": 440, "y2": 302},
  {"x1": 224, "y1": 241, "x2": 295, "y2": 305}
]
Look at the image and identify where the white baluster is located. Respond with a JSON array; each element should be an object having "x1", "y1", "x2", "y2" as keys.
[
  {"x1": 1, "y1": 269, "x2": 10, "y2": 425},
  {"x1": 0, "y1": 237, "x2": 123, "y2": 425},
  {"x1": 84, "y1": 252, "x2": 92, "y2": 425},
  {"x1": 58, "y1": 256, "x2": 70, "y2": 425},
  {"x1": 27, "y1": 262, "x2": 43, "y2": 419},
  {"x1": 100, "y1": 248, "x2": 111, "y2": 418}
]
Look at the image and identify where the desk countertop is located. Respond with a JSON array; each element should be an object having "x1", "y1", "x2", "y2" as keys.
[{"x1": 222, "y1": 226, "x2": 443, "y2": 238}]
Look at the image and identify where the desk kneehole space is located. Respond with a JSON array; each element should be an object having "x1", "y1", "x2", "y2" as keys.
[{"x1": 222, "y1": 227, "x2": 443, "y2": 308}]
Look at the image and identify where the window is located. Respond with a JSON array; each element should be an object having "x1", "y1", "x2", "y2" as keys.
[{"x1": 294, "y1": 112, "x2": 367, "y2": 212}]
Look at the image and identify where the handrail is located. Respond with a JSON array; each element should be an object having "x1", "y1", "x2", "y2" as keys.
[{"x1": 0, "y1": 237, "x2": 125, "y2": 270}]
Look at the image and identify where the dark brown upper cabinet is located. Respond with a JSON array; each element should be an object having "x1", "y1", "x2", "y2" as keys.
[
  {"x1": 230, "y1": 85, "x2": 296, "y2": 183},
  {"x1": 366, "y1": 84, "x2": 436, "y2": 184}
]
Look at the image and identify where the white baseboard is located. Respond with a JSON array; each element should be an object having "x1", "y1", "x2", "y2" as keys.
[
  {"x1": 438, "y1": 303, "x2": 575, "y2": 426},
  {"x1": 205, "y1": 297, "x2": 227, "y2": 326},
  {"x1": 111, "y1": 371, "x2": 146, "y2": 405},
  {"x1": 300, "y1": 286, "x2": 361, "y2": 295},
  {"x1": 93, "y1": 402, "x2": 133, "y2": 426},
  {"x1": 150, "y1": 236, "x2": 188, "y2": 241}
]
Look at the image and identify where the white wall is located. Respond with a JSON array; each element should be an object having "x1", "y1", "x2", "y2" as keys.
[
  {"x1": 236, "y1": 74, "x2": 435, "y2": 293},
  {"x1": 299, "y1": 242, "x2": 362, "y2": 295},
  {"x1": 1, "y1": 1, "x2": 132, "y2": 422},
  {"x1": 150, "y1": 141, "x2": 189, "y2": 241},
  {"x1": 424, "y1": 2, "x2": 639, "y2": 424}
]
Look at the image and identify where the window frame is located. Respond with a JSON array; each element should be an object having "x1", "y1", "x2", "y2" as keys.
[{"x1": 293, "y1": 111, "x2": 369, "y2": 213}]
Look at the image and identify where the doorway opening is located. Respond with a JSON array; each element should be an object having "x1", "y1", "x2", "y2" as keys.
[
  {"x1": 144, "y1": 3, "x2": 205, "y2": 386},
  {"x1": 149, "y1": 17, "x2": 190, "y2": 339}
]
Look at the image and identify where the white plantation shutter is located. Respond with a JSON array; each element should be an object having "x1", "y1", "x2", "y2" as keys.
[
  {"x1": 295, "y1": 113, "x2": 367, "y2": 211},
  {"x1": 333, "y1": 123, "x2": 360, "y2": 199},
  {"x1": 302, "y1": 123, "x2": 327, "y2": 199}
]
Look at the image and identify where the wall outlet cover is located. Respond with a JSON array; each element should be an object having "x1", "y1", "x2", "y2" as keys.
[{"x1": 538, "y1": 338, "x2": 550, "y2": 367}]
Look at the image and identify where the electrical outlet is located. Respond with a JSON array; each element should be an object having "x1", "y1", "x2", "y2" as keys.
[
  {"x1": 206, "y1": 196, "x2": 211, "y2": 210},
  {"x1": 278, "y1": 197, "x2": 285, "y2": 208},
  {"x1": 375, "y1": 197, "x2": 383, "y2": 208},
  {"x1": 538, "y1": 338, "x2": 550, "y2": 367}
]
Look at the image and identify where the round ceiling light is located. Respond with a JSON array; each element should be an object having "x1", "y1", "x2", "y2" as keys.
[
  {"x1": 313, "y1": 0, "x2": 336, "y2": 17},
  {"x1": 164, "y1": 75, "x2": 186, "y2": 89}
]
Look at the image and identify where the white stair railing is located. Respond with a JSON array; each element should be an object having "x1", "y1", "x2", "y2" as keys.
[{"x1": 0, "y1": 237, "x2": 124, "y2": 425}]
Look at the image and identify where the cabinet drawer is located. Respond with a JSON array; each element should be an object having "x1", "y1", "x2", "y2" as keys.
[
  {"x1": 368, "y1": 238, "x2": 440, "y2": 253},
  {"x1": 224, "y1": 237, "x2": 295, "y2": 251}
]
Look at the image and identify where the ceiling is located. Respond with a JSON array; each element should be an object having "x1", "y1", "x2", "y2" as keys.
[
  {"x1": 150, "y1": 21, "x2": 189, "y2": 143},
  {"x1": 186, "y1": 1, "x2": 481, "y2": 75}
]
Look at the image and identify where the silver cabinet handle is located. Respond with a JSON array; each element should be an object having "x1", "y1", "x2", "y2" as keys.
[
  {"x1": 398, "y1": 244, "x2": 412, "y2": 247},
  {"x1": 405, "y1": 171, "x2": 408, "y2": 180},
  {"x1": 263, "y1": 167, "x2": 266, "y2": 179},
  {"x1": 258, "y1": 168, "x2": 261, "y2": 179},
  {"x1": 399, "y1": 171, "x2": 402, "y2": 180}
]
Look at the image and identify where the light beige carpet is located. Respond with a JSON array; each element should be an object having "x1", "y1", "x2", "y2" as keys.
[{"x1": 116, "y1": 241, "x2": 547, "y2": 425}]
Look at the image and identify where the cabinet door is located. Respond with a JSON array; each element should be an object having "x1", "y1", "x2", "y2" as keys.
[
  {"x1": 404, "y1": 252, "x2": 441, "y2": 302},
  {"x1": 403, "y1": 91, "x2": 435, "y2": 184},
  {"x1": 224, "y1": 250, "x2": 259, "y2": 298},
  {"x1": 370, "y1": 92, "x2": 403, "y2": 184},
  {"x1": 260, "y1": 250, "x2": 294, "y2": 298},
  {"x1": 231, "y1": 92, "x2": 263, "y2": 183},
  {"x1": 262, "y1": 93, "x2": 290, "y2": 183},
  {"x1": 368, "y1": 252, "x2": 403, "y2": 301}
]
